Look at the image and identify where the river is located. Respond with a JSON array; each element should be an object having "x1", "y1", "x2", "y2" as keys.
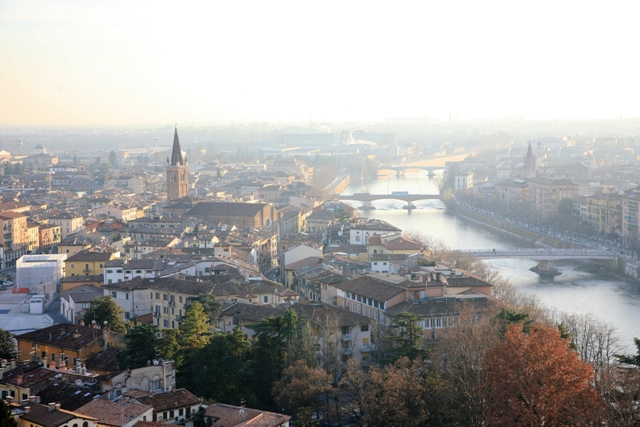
[{"x1": 343, "y1": 173, "x2": 640, "y2": 351}]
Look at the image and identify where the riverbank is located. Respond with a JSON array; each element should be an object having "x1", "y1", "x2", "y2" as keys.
[{"x1": 453, "y1": 202, "x2": 634, "y2": 279}]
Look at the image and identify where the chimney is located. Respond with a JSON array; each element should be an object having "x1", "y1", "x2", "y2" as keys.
[
  {"x1": 48, "y1": 402, "x2": 56, "y2": 412},
  {"x1": 5, "y1": 396, "x2": 13, "y2": 404},
  {"x1": 29, "y1": 396, "x2": 36, "y2": 403},
  {"x1": 10, "y1": 359, "x2": 15, "y2": 369},
  {"x1": 24, "y1": 406, "x2": 30, "y2": 414},
  {"x1": 17, "y1": 375, "x2": 23, "y2": 384},
  {"x1": 55, "y1": 404, "x2": 61, "y2": 411}
]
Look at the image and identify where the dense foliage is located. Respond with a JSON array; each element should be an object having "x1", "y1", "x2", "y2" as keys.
[{"x1": 110, "y1": 263, "x2": 640, "y2": 425}]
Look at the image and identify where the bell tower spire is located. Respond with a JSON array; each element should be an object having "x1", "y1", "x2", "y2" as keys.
[{"x1": 166, "y1": 125, "x2": 189, "y2": 201}]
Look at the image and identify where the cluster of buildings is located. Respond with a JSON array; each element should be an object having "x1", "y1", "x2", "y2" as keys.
[
  {"x1": 452, "y1": 138, "x2": 640, "y2": 246},
  {"x1": 1, "y1": 323, "x2": 289, "y2": 426},
  {"x1": 0, "y1": 126, "x2": 508, "y2": 426}
]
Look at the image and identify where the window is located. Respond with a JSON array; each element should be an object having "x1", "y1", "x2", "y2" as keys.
[
  {"x1": 361, "y1": 324, "x2": 369, "y2": 332},
  {"x1": 99, "y1": 264, "x2": 103, "y2": 268},
  {"x1": 111, "y1": 291, "x2": 117, "y2": 298},
  {"x1": 264, "y1": 296, "x2": 268, "y2": 303},
  {"x1": 71, "y1": 263, "x2": 75, "y2": 269},
  {"x1": 152, "y1": 375, "x2": 161, "y2": 390},
  {"x1": 179, "y1": 296, "x2": 183, "y2": 303},
  {"x1": 106, "y1": 269, "x2": 113, "y2": 273},
  {"x1": 163, "y1": 307, "x2": 168, "y2": 314},
  {"x1": 163, "y1": 294, "x2": 168, "y2": 301},
  {"x1": 163, "y1": 319, "x2": 168, "y2": 327},
  {"x1": 156, "y1": 293, "x2": 160, "y2": 299},
  {"x1": 126, "y1": 293, "x2": 129, "y2": 300}
]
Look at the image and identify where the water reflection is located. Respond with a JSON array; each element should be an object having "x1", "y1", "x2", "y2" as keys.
[{"x1": 344, "y1": 173, "x2": 639, "y2": 350}]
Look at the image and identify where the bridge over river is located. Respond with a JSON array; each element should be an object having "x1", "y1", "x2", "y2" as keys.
[
  {"x1": 450, "y1": 248, "x2": 617, "y2": 276},
  {"x1": 378, "y1": 152, "x2": 476, "y2": 176},
  {"x1": 339, "y1": 193, "x2": 441, "y2": 211},
  {"x1": 454, "y1": 248, "x2": 616, "y2": 261}
]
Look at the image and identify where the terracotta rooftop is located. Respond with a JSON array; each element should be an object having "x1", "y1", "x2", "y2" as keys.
[
  {"x1": 135, "y1": 388, "x2": 200, "y2": 412},
  {"x1": 205, "y1": 403, "x2": 291, "y2": 427},
  {"x1": 76, "y1": 398, "x2": 152, "y2": 427},
  {"x1": 0, "y1": 362, "x2": 57, "y2": 388},
  {"x1": 16, "y1": 323, "x2": 99, "y2": 351},
  {"x1": 19, "y1": 402, "x2": 97, "y2": 427},
  {"x1": 335, "y1": 276, "x2": 404, "y2": 302}
]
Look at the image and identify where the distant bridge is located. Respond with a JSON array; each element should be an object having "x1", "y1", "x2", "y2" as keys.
[
  {"x1": 339, "y1": 193, "x2": 441, "y2": 203},
  {"x1": 378, "y1": 152, "x2": 476, "y2": 176},
  {"x1": 452, "y1": 248, "x2": 616, "y2": 261}
]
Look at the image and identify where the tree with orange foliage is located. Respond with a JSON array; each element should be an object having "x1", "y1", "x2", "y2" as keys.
[{"x1": 483, "y1": 322, "x2": 604, "y2": 426}]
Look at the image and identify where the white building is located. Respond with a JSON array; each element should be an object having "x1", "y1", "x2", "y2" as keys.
[
  {"x1": 455, "y1": 172, "x2": 473, "y2": 192},
  {"x1": 16, "y1": 254, "x2": 67, "y2": 291}
]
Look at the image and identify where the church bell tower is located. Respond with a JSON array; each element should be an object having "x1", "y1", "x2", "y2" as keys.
[{"x1": 166, "y1": 126, "x2": 189, "y2": 201}]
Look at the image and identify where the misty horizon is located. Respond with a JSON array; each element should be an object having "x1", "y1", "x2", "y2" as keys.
[{"x1": 2, "y1": 1, "x2": 639, "y2": 127}]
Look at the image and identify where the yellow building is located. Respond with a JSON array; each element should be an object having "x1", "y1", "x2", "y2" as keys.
[
  {"x1": 15, "y1": 323, "x2": 123, "y2": 366},
  {"x1": 65, "y1": 249, "x2": 118, "y2": 277},
  {"x1": 586, "y1": 189, "x2": 621, "y2": 235}
]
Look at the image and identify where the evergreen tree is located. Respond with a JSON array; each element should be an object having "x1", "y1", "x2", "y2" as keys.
[
  {"x1": 0, "y1": 399, "x2": 18, "y2": 427},
  {"x1": 496, "y1": 307, "x2": 533, "y2": 335},
  {"x1": 614, "y1": 337, "x2": 640, "y2": 366},
  {"x1": 179, "y1": 301, "x2": 212, "y2": 349},
  {"x1": 84, "y1": 296, "x2": 127, "y2": 333},
  {"x1": 187, "y1": 294, "x2": 221, "y2": 325},
  {"x1": 179, "y1": 328, "x2": 251, "y2": 402},
  {"x1": 118, "y1": 324, "x2": 160, "y2": 369},
  {"x1": 386, "y1": 312, "x2": 427, "y2": 361},
  {"x1": 0, "y1": 328, "x2": 16, "y2": 360}
]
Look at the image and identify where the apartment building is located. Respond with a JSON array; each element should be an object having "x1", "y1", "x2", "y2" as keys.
[{"x1": 0, "y1": 211, "x2": 28, "y2": 268}]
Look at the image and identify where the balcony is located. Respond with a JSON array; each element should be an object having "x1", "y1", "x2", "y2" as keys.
[
  {"x1": 361, "y1": 343, "x2": 377, "y2": 353},
  {"x1": 153, "y1": 312, "x2": 161, "y2": 318},
  {"x1": 341, "y1": 333, "x2": 352, "y2": 341}
]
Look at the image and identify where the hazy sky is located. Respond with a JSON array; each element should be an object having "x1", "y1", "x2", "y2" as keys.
[{"x1": 1, "y1": 1, "x2": 638, "y2": 126}]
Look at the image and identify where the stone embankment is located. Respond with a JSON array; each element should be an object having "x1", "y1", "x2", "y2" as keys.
[{"x1": 453, "y1": 202, "x2": 638, "y2": 279}]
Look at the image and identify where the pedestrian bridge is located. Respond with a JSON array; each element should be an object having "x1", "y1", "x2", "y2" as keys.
[{"x1": 453, "y1": 248, "x2": 616, "y2": 261}]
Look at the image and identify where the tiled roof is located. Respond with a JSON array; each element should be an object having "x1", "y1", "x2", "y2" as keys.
[
  {"x1": 185, "y1": 202, "x2": 268, "y2": 217},
  {"x1": 16, "y1": 323, "x2": 99, "y2": 351},
  {"x1": 0, "y1": 363, "x2": 57, "y2": 387},
  {"x1": 85, "y1": 346, "x2": 122, "y2": 372},
  {"x1": 445, "y1": 276, "x2": 493, "y2": 288},
  {"x1": 76, "y1": 399, "x2": 152, "y2": 426},
  {"x1": 19, "y1": 403, "x2": 96, "y2": 427},
  {"x1": 383, "y1": 236, "x2": 424, "y2": 251},
  {"x1": 60, "y1": 285, "x2": 103, "y2": 303},
  {"x1": 205, "y1": 403, "x2": 291, "y2": 427},
  {"x1": 60, "y1": 275, "x2": 104, "y2": 283},
  {"x1": 385, "y1": 297, "x2": 493, "y2": 318},
  {"x1": 37, "y1": 383, "x2": 103, "y2": 411},
  {"x1": 335, "y1": 276, "x2": 404, "y2": 302},
  {"x1": 66, "y1": 250, "x2": 114, "y2": 262},
  {"x1": 136, "y1": 388, "x2": 201, "y2": 412}
]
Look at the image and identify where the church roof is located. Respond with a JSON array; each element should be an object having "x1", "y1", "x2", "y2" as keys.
[
  {"x1": 170, "y1": 127, "x2": 185, "y2": 166},
  {"x1": 525, "y1": 142, "x2": 535, "y2": 159}
]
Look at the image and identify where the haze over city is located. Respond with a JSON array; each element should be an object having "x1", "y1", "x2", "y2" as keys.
[{"x1": 2, "y1": 0, "x2": 640, "y2": 127}]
